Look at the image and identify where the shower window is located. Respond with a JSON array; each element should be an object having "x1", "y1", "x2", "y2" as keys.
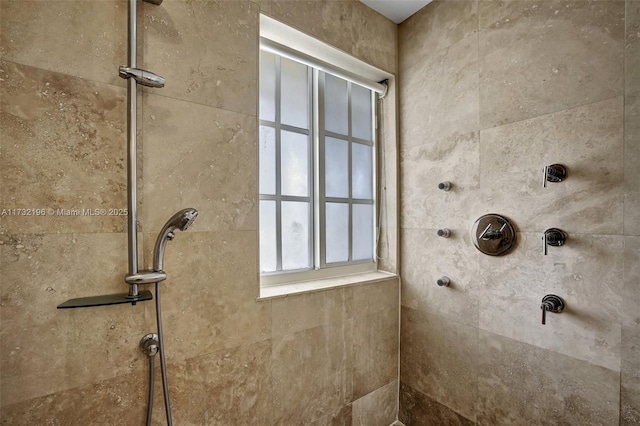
[{"x1": 259, "y1": 47, "x2": 378, "y2": 286}]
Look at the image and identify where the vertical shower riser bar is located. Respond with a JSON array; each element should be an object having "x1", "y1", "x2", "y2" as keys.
[{"x1": 126, "y1": 0, "x2": 139, "y2": 298}]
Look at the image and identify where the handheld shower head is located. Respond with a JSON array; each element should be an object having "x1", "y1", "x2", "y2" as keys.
[
  {"x1": 153, "y1": 208, "x2": 198, "y2": 271},
  {"x1": 165, "y1": 208, "x2": 198, "y2": 232}
]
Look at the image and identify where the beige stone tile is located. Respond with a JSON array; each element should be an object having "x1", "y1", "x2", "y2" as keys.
[
  {"x1": 0, "y1": 0, "x2": 128, "y2": 87},
  {"x1": 271, "y1": 287, "x2": 348, "y2": 337},
  {"x1": 400, "y1": 307, "x2": 478, "y2": 421},
  {"x1": 271, "y1": 322, "x2": 353, "y2": 424},
  {"x1": 379, "y1": 80, "x2": 398, "y2": 155},
  {"x1": 479, "y1": 0, "x2": 624, "y2": 128},
  {"x1": 142, "y1": 0, "x2": 258, "y2": 116},
  {"x1": 399, "y1": 382, "x2": 474, "y2": 426},
  {"x1": 141, "y1": 93, "x2": 257, "y2": 234},
  {"x1": 351, "y1": 0, "x2": 397, "y2": 73},
  {"x1": 626, "y1": 0, "x2": 640, "y2": 94},
  {"x1": 479, "y1": 97, "x2": 624, "y2": 234},
  {"x1": 379, "y1": 138, "x2": 398, "y2": 231},
  {"x1": 377, "y1": 226, "x2": 398, "y2": 274},
  {"x1": 477, "y1": 331, "x2": 620, "y2": 425},
  {"x1": 400, "y1": 132, "x2": 482, "y2": 230},
  {"x1": 625, "y1": 91, "x2": 640, "y2": 235},
  {"x1": 622, "y1": 238, "x2": 640, "y2": 371},
  {"x1": 309, "y1": 404, "x2": 353, "y2": 426},
  {"x1": 254, "y1": 0, "x2": 273, "y2": 15},
  {"x1": 0, "y1": 233, "x2": 147, "y2": 406},
  {"x1": 621, "y1": 376, "x2": 640, "y2": 426},
  {"x1": 377, "y1": 85, "x2": 399, "y2": 273},
  {"x1": 400, "y1": 34, "x2": 479, "y2": 151},
  {"x1": 352, "y1": 380, "x2": 398, "y2": 426},
  {"x1": 164, "y1": 341, "x2": 272, "y2": 425},
  {"x1": 270, "y1": 0, "x2": 353, "y2": 56},
  {"x1": 478, "y1": 232, "x2": 623, "y2": 371},
  {"x1": 0, "y1": 369, "x2": 148, "y2": 425},
  {"x1": 621, "y1": 236, "x2": 640, "y2": 424},
  {"x1": 352, "y1": 307, "x2": 398, "y2": 400},
  {"x1": 399, "y1": 0, "x2": 478, "y2": 72},
  {"x1": 141, "y1": 231, "x2": 270, "y2": 362},
  {"x1": 0, "y1": 61, "x2": 129, "y2": 234},
  {"x1": 400, "y1": 228, "x2": 480, "y2": 328},
  {"x1": 349, "y1": 277, "x2": 398, "y2": 316}
]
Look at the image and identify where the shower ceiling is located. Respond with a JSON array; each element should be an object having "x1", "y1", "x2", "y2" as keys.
[{"x1": 358, "y1": 0, "x2": 433, "y2": 24}]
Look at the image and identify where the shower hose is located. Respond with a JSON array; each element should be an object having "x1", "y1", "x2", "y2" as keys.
[{"x1": 146, "y1": 282, "x2": 173, "y2": 426}]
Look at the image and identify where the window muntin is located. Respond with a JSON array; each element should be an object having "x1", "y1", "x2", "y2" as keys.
[{"x1": 259, "y1": 49, "x2": 377, "y2": 281}]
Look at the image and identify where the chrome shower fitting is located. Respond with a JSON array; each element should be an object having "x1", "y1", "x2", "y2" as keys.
[
  {"x1": 543, "y1": 164, "x2": 567, "y2": 187},
  {"x1": 146, "y1": 208, "x2": 197, "y2": 426},
  {"x1": 119, "y1": 66, "x2": 166, "y2": 88},
  {"x1": 542, "y1": 228, "x2": 567, "y2": 255},
  {"x1": 541, "y1": 294, "x2": 565, "y2": 325},
  {"x1": 153, "y1": 208, "x2": 198, "y2": 272},
  {"x1": 437, "y1": 228, "x2": 451, "y2": 238},
  {"x1": 140, "y1": 333, "x2": 159, "y2": 357},
  {"x1": 438, "y1": 181, "x2": 452, "y2": 191}
]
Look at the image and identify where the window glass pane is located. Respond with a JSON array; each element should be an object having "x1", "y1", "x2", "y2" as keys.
[
  {"x1": 326, "y1": 202, "x2": 349, "y2": 263},
  {"x1": 352, "y1": 204, "x2": 373, "y2": 261},
  {"x1": 281, "y1": 131, "x2": 309, "y2": 197},
  {"x1": 324, "y1": 74, "x2": 348, "y2": 135},
  {"x1": 259, "y1": 126, "x2": 276, "y2": 195},
  {"x1": 352, "y1": 142, "x2": 372, "y2": 200},
  {"x1": 259, "y1": 200, "x2": 277, "y2": 272},
  {"x1": 325, "y1": 136, "x2": 348, "y2": 198},
  {"x1": 282, "y1": 201, "x2": 310, "y2": 270},
  {"x1": 259, "y1": 51, "x2": 276, "y2": 122},
  {"x1": 351, "y1": 84, "x2": 372, "y2": 141},
  {"x1": 281, "y1": 58, "x2": 308, "y2": 129}
]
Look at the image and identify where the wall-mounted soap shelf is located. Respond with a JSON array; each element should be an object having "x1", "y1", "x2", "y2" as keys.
[{"x1": 57, "y1": 290, "x2": 153, "y2": 309}]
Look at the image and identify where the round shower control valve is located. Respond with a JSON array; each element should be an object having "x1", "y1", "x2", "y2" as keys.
[{"x1": 470, "y1": 214, "x2": 517, "y2": 256}]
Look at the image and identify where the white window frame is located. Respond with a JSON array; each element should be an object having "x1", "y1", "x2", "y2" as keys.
[{"x1": 259, "y1": 15, "x2": 391, "y2": 288}]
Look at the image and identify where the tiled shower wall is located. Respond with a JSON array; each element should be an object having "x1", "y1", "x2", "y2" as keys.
[
  {"x1": 399, "y1": 0, "x2": 639, "y2": 424},
  {"x1": 0, "y1": 1, "x2": 399, "y2": 424}
]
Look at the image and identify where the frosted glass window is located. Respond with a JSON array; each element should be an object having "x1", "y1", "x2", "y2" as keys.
[
  {"x1": 324, "y1": 74, "x2": 348, "y2": 135},
  {"x1": 351, "y1": 84, "x2": 372, "y2": 141},
  {"x1": 258, "y1": 46, "x2": 380, "y2": 281},
  {"x1": 259, "y1": 51, "x2": 276, "y2": 122},
  {"x1": 281, "y1": 131, "x2": 308, "y2": 197},
  {"x1": 351, "y1": 143, "x2": 372, "y2": 199},
  {"x1": 352, "y1": 204, "x2": 373, "y2": 261},
  {"x1": 326, "y1": 203, "x2": 349, "y2": 263},
  {"x1": 259, "y1": 126, "x2": 276, "y2": 195},
  {"x1": 325, "y1": 136, "x2": 348, "y2": 198},
  {"x1": 281, "y1": 201, "x2": 310, "y2": 270},
  {"x1": 281, "y1": 58, "x2": 309, "y2": 129},
  {"x1": 259, "y1": 200, "x2": 277, "y2": 272}
]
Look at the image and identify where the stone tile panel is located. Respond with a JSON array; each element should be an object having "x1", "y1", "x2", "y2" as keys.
[{"x1": 479, "y1": 0, "x2": 624, "y2": 127}]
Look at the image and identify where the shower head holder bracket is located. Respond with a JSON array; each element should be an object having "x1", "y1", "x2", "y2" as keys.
[{"x1": 125, "y1": 270, "x2": 167, "y2": 286}]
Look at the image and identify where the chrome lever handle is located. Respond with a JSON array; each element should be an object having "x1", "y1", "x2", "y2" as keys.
[
  {"x1": 540, "y1": 295, "x2": 565, "y2": 325},
  {"x1": 543, "y1": 164, "x2": 567, "y2": 188},
  {"x1": 541, "y1": 303, "x2": 548, "y2": 325},
  {"x1": 543, "y1": 228, "x2": 567, "y2": 255}
]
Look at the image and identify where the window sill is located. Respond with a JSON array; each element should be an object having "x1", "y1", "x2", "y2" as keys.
[{"x1": 257, "y1": 270, "x2": 397, "y2": 300}]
